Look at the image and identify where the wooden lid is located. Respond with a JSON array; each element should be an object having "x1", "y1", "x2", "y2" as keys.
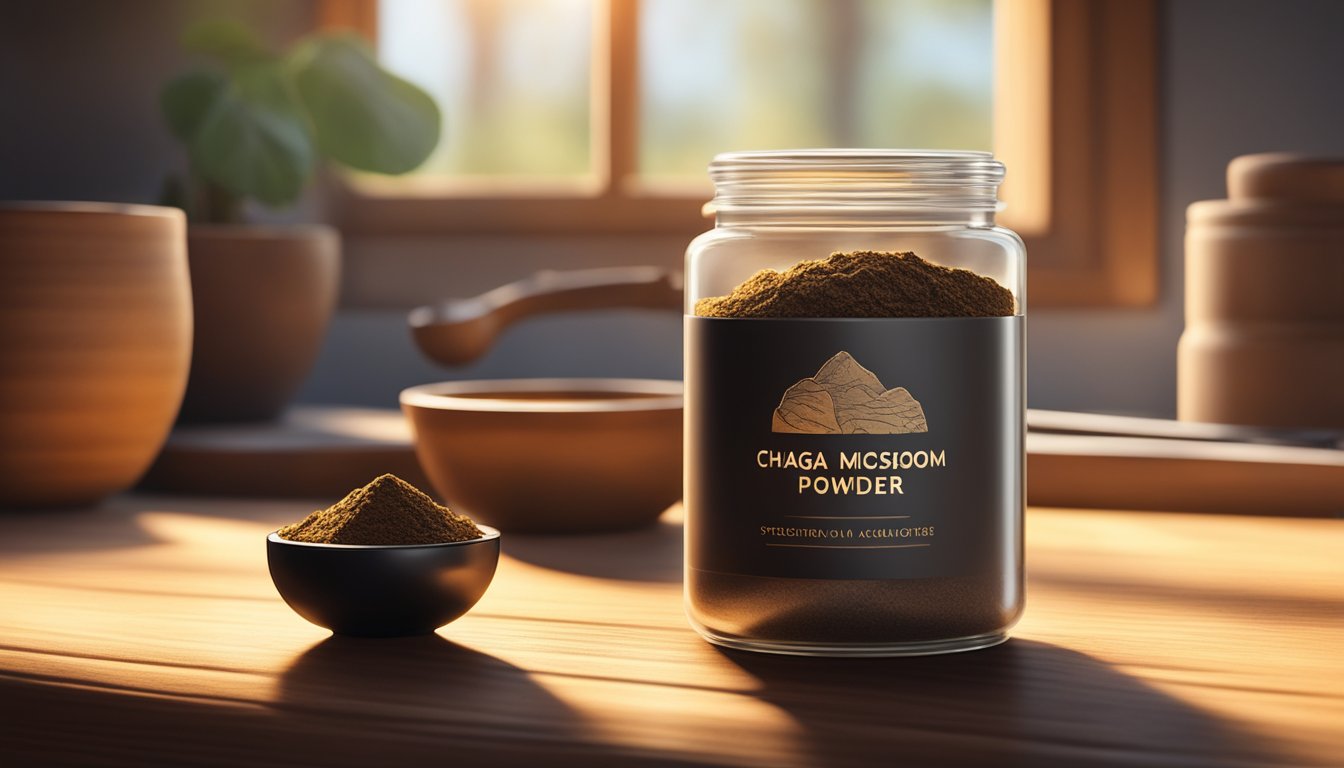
[
  {"x1": 1187, "y1": 199, "x2": 1344, "y2": 228},
  {"x1": 1228, "y1": 153, "x2": 1344, "y2": 204}
]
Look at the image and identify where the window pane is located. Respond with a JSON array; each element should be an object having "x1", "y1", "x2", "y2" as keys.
[
  {"x1": 639, "y1": 0, "x2": 993, "y2": 180},
  {"x1": 378, "y1": 0, "x2": 592, "y2": 177}
]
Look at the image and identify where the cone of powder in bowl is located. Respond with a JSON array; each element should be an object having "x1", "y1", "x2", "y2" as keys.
[{"x1": 267, "y1": 474, "x2": 500, "y2": 637}]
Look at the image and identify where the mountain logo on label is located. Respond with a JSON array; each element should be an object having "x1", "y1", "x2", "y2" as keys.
[{"x1": 771, "y1": 351, "x2": 928, "y2": 435}]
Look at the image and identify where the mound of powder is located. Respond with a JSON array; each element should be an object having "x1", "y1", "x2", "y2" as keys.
[
  {"x1": 693, "y1": 250, "x2": 1016, "y2": 318},
  {"x1": 278, "y1": 474, "x2": 482, "y2": 545}
]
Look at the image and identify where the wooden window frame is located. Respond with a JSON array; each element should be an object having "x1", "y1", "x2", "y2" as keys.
[{"x1": 320, "y1": 0, "x2": 1158, "y2": 308}]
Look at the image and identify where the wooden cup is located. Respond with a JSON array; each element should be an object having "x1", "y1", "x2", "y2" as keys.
[{"x1": 0, "y1": 202, "x2": 193, "y2": 507}]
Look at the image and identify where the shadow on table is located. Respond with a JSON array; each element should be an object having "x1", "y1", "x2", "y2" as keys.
[
  {"x1": 503, "y1": 517, "x2": 683, "y2": 583},
  {"x1": 276, "y1": 634, "x2": 597, "y2": 762},
  {"x1": 0, "y1": 499, "x2": 164, "y2": 556},
  {"x1": 0, "y1": 635, "x2": 646, "y2": 767},
  {"x1": 716, "y1": 638, "x2": 1289, "y2": 768},
  {"x1": 0, "y1": 493, "x2": 320, "y2": 558}
]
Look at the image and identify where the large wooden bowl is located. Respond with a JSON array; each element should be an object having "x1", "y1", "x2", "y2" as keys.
[
  {"x1": 0, "y1": 202, "x2": 192, "y2": 508},
  {"x1": 401, "y1": 379, "x2": 683, "y2": 534}
]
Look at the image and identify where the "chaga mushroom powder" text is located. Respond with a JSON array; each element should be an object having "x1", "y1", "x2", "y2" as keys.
[
  {"x1": 685, "y1": 148, "x2": 1024, "y2": 658},
  {"x1": 279, "y1": 474, "x2": 482, "y2": 545}
]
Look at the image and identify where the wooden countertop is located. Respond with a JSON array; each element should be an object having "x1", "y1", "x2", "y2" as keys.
[{"x1": 0, "y1": 496, "x2": 1339, "y2": 767}]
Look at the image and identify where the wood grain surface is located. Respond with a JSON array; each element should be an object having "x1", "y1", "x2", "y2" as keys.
[{"x1": 0, "y1": 496, "x2": 1339, "y2": 767}]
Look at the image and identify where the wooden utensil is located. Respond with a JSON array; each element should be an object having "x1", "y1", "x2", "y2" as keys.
[{"x1": 409, "y1": 267, "x2": 683, "y2": 366}]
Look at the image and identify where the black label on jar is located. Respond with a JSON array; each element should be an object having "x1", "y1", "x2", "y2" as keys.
[{"x1": 685, "y1": 316, "x2": 1023, "y2": 581}]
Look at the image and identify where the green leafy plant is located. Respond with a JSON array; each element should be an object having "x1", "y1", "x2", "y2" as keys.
[{"x1": 161, "y1": 20, "x2": 441, "y2": 223}]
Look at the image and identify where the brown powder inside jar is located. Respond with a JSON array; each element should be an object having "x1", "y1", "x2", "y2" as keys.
[
  {"x1": 688, "y1": 567, "x2": 1019, "y2": 649},
  {"x1": 278, "y1": 474, "x2": 482, "y2": 545},
  {"x1": 695, "y1": 250, "x2": 1016, "y2": 319},
  {"x1": 688, "y1": 249, "x2": 1020, "y2": 650}
]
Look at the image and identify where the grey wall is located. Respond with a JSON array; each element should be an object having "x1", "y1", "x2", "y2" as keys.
[
  {"x1": 5, "y1": 0, "x2": 1344, "y2": 417},
  {"x1": 0, "y1": 1, "x2": 319, "y2": 205},
  {"x1": 1026, "y1": 0, "x2": 1344, "y2": 416}
]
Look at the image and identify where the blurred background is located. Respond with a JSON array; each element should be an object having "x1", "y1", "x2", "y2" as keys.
[{"x1": 3, "y1": 0, "x2": 1343, "y2": 417}]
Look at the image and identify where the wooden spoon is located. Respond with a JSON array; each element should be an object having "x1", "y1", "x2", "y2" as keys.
[{"x1": 409, "y1": 266, "x2": 684, "y2": 366}]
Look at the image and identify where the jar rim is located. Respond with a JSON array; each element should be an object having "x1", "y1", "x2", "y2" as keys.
[
  {"x1": 711, "y1": 148, "x2": 997, "y2": 170},
  {"x1": 708, "y1": 149, "x2": 1004, "y2": 216}
]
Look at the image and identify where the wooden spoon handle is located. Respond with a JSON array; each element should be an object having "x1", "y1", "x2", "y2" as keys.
[{"x1": 409, "y1": 267, "x2": 684, "y2": 366}]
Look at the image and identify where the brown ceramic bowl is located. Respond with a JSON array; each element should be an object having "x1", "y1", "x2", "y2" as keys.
[{"x1": 400, "y1": 379, "x2": 683, "y2": 533}]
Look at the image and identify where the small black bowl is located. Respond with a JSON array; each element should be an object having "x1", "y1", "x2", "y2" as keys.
[{"x1": 267, "y1": 527, "x2": 501, "y2": 637}]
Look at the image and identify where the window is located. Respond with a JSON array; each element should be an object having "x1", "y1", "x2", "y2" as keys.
[
  {"x1": 377, "y1": 0, "x2": 595, "y2": 179},
  {"x1": 372, "y1": 0, "x2": 991, "y2": 182},
  {"x1": 320, "y1": 0, "x2": 1157, "y2": 308}
]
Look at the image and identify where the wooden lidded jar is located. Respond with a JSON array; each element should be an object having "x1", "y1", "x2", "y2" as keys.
[{"x1": 1179, "y1": 154, "x2": 1344, "y2": 429}]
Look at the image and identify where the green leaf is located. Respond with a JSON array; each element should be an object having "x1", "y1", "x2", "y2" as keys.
[
  {"x1": 290, "y1": 35, "x2": 441, "y2": 174},
  {"x1": 161, "y1": 71, "x2": 227, "y2": 141},
  {"x1": 182, "y1": 20, "x2": 273, "y2": 67},
  {"x1": 186, "y1": 65, "x2": 315, "y2": 207}
]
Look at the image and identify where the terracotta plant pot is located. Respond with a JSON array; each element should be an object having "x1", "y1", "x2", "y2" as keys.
[
  {"x1": 0, "y1": 202, "x2": 193, "y2": 508},
  {"x1": 177, "y1": 225, "x2": 340, "y2": 423}
]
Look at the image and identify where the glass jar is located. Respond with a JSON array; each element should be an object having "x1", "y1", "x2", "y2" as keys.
[{"x1": 684, "y1": 150, "x2": 1025, "y2": 656}]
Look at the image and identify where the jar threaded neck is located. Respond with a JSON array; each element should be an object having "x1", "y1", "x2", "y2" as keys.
[{"x1": 708, "y1": 149, "x2": 1004, "y2": 221}]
